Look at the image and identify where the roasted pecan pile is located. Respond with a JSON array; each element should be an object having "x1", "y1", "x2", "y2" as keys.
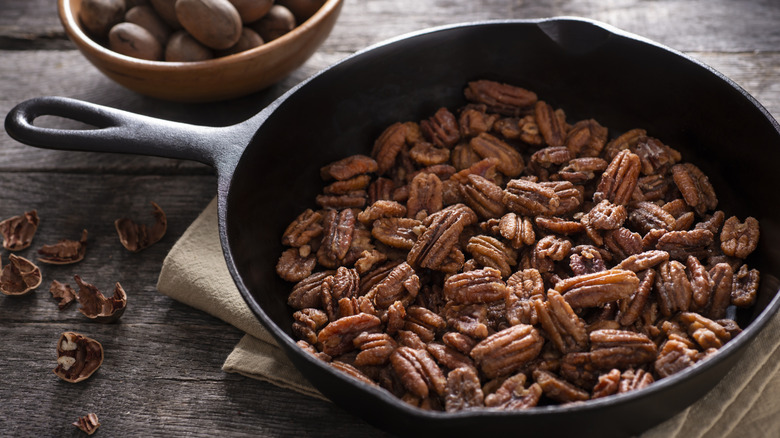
[{"x1": 276, "y1": 79, "x2": 760, "y2": 411}]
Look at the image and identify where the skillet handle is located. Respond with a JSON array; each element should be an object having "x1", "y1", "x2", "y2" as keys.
[{"x1": 4, "y1": 96, "x2": 256, "y2": 172}]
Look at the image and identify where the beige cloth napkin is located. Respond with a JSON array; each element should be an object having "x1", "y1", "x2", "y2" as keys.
[{"x1": 157, "y1": 197, "x2": 780, "y2": 437}]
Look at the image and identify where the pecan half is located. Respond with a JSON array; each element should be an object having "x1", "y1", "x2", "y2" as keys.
[
  {"x1": 371, "y1": 122, "x2": 419, "y2": 175},
  {"x1": 614, "y1": 250, "x2": 669, "y2": 272},
  {"x1": 276, "y1": 247, "x2": 317, "y2": 282},
  {"x1": 534, "y1": 290, "x2": 588, "y2": 353},
  {"x1": 628, "y1": 201, "x2": 676, "y2": 234},
  {"x1": 321, "y1": 154, "x2": 378, "y2": 181},
  {"x1": 282, "y1": 209, "x2": 323, "y2": 247},
  {"x1": 409, "y1": 142, "x2": 451, "y2": 166},
  {"x1": 672, "y1": 163, "x2": 717, "y2": 215},
  {"x1": 484, "y1": 373, "x2": 542, "y2": 409},
  {"x1": 358, "y1": 200, "x2": 407, "y2": 225},
  {"x1": 320, "y1": 209, "x2": 356, "y2": 263},
  {"x1": 619, "y1": 368, "x2": 654, "y2": 393},
  {"x1": 503, "y1": 179, "x2": 560, "y2": 216},
  {"x1": 354, "y1": 332, "x2": 398, "y2": 366},
  {"x1": 498, "y1": 213, "x2": 535, "y2": 249},
  {"x1": 707, "y1": 262, "x2": 734, "y2": 319},
  {"x1": 459, "y1": 105, "x2": 499, "y2": 138},
  {"x1": 470, "y1": 132, "x2": 524, "y2": 177},
  {"x1": 444, "y1": 267, "x2": 507, "y2": 304},
  {"x1": 459, "y1": 174, "x2": 506, "y2": 219},
  {"x1": 407, "y1": 204, "x2": 477, "y2": 270},
  {"x1": 656, "y1": 229, "x2": 713, "y2": 260},
  {"x1": 324, "y1": 175, "x2": 372, "y2": 196},
  {"x1": 595, "y1": 150, "x2": 641, "y2": 205},
  {"x1": 463, "y1": 80, "x2": 538, "y2": 115},
  {"x1": 591, "y1": 369, "x2": 621, "y2": 399},
  {"x1": 366, "y1": 261, "x2": 420, "y2": 309},
  {"x1": 444, "y1": 367, "x2": 485, "y2": 412},
  {"x1": 371, "y1": 217, "x2": 422, "y2": 250},
  {"x1": 555, "y1": 269, "x2": 639, "y2": 308},
  {"x1": 583, "y1": 200, "x2": 626, "y2": 231},
  {"x1": 654, "y1": 338, "x2": 699, "y2": 378},
  {"x1": 565, "y1": 119, "x2": 608, "y2": 157},
  {"x1": 535, "y1": 101, "x2": 567, "y2": 146},
  {"x1": 317, "y1": 313, "x2": 382, "y2": 356},
  {"x1": 292, "y1": 308, "x2": 329, "y2": 344},
  {"x1": 633, "y1": 136, "x2": 680, "y2": 176},
  {"x1": 421, "y1": 107, "x2": 461, "y2": 149},
  {"x1": 720, "y1": 216, "x2": 759, "y2": 259},
  {"x1": 391, "y1": 346, "x2": 447, "y2": 398},
  {"x1": 407, "y1": 172, "x2": 443, "y2": 219},
  {"x1": 470, "y1": 324, "x2": 544, "y2": 378},
  {"x1": 589, "y1": 329, "x2": 657, "y2": 370},
  {"x1": 466, "y1": 235, "x2": 517, "y2": 278},
  {"x1": 732, "y1": 264, "x2": 759, "y2": 308},
  {"x1": 288, "y1": 270, "x2": 334, "y2": 309},
  {"x1": 655, "y1": 260, "x2": 693, "y2": 316},
  {"x1": 533, "y1": 370, "x2": 589, "y2": 403}
]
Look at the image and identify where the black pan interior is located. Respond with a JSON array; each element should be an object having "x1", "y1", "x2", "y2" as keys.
[{"x1": 222, "y1": 19, "x2": 780, "y2": 437}]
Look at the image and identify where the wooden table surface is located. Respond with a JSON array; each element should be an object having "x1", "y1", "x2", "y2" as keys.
[{"x1": 1, "y1": 0, "x2": 779, "y2": 436}]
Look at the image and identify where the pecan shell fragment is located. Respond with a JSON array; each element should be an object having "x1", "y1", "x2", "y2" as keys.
[
  {"x1": 54, "y1": 331, "x2": 104, "y2": 383},
  {"x1": 0, "y1": 254, "x2": 43, "y2": 296},
  {"x1": 0, "y1": 210, "x2": 39, "y2": 251},
  {"x1": 37, "y1": 229, "x2": 88, "y2": 265},
  {"x1": 75, "y1": 275, "x2": 128, "y2": 323},
  {"x1": 115, "y1": 202, "x2": 167, "y2": 252}
]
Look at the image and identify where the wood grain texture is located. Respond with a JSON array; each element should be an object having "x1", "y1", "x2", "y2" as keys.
[{"x1": 1, "y1": 0, "x2": 779, "y2": 437}]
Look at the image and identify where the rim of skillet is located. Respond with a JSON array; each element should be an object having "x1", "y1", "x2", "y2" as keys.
[{"x1": 219, "y1": 16, "x2": 780, "y2": 421}]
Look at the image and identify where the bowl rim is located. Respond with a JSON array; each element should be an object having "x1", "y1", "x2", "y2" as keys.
[{"x1": 58, "y1": 0, "x2": 344, "y2": 69}]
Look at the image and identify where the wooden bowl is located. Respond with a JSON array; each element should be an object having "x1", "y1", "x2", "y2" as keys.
[{"x1": 58, "y1": 0, "x2": 343, "y2": 102}]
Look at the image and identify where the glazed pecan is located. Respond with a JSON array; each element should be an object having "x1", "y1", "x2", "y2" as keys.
[
  {"x1": 503, "y1": 179, "x2": 560, "y2": 216},
  {"x1": 672, "y1": 163, "x2": 717, "y2": 215},
  {"x1": 532, "y1": 235, "x2": 572, "y2": 273},
  {"x1": 535, "y1": 216, "x2": 585, "y2": 236},
  {"x1": 559, "y1": 352, "x2": 599, "y2": 389},
  {"x1": 320, "y1": 154, "x2": 378, "y2": 181},
  {"x1": 656, "y1": 228, "x2": 713, "y2": 260},
  {"x1": 406, "y1": 172, "x2": 443, "y2": 219},
  {"x1": 614, "y1": 250, "x2": 669, "y2": 272},
  {"x1": 421, "y1": 107, "x2": 461, "y2": 148},
  {"x1": 450, "y1": 143, "x2": 482, "y2": 171},
  {"x1": 466, "y1": 235, "x2": 517, "y2": 278},
  {"x1": 604, "y1": 228, "x2": 643, "y2": 260},
  {"x1": 517, "y1": 115, "x2": 545, "y2": 145},
  {"x1": 331, "y1": 361, "x2": 378, "y2": 386},
  {"x1": 371, "y1": 122, "x2": 420, "y2": 175},
  {"x1": 358, "y1": 200, "x2": 407, "y2": 225},
  {"x1": 450, "y1": 157, "x2": 501, "y2": 185},
  {"x1": 695, "y1": 210, "x2": 726, "y2": 235},
  {"x1": 685, "y1": 255, "x2": 713, "y2": 310},
  {"x1": 371, "y1": 217, "x2": 422, "y2": 250},
  {"x1": 591, "y1": 369, "x2": 621, "y2": 399},
  {"x1": 619, "y1": 368, "x2": 654, "y2": 393},
  {"x1": 470, "y1": 324, "x2": 544, "y2": 378},
  {"x1": 409, "y1": 142, "x2": 451, "y2": 166},
  {"x1": 655, "y1": 260, "x2": 693, "y2": 316},
  {"x1": 407, "y1": 204, "x2": 477, "y2": 270},
  {"x1": 533, "y1": 370, "x2": 589, "y2": 403},
  {"x1": 444, "y1": 367, "x2": 485, "y2": 412},
  {"x1": 323, "y1": 174, "x2": 372, "y2": 195},
  {"x1": 535, "y1": 101, "x2": 567, "y2": 146},
  {"x1": 366, "y1": 261, "x2": 420, "y2": 309},
  {"x1": 617, "y1": 269, "x2": 656, "y2": 326},
  {"x1": 654, "y1": 338, "x2": 699, "y2": 378},
  {"x1": 484, "y1": 373, "x2": 542, "y2": 409},
  {"x1": 498, "y1": 213, "x2": 536, "y2": 249},
  {"x1": 320, "y1": 267, "x2": 360, "y2": 320},
  {"x1": 583, "y1": 200, "x2": 626, "y2": 230},
  {"x1": 368, "y1": 177, "x2": 395, "y2": 204},
  {"x1": 632, "y1": 136, "x2": 680, "y2": 176},
  {"x1": 427, "y1": 342, "x2": 475, "y2": 371},
  {"x1": 292, "y1": 308, "x2": 329, "y2": 344},
  {"x1": 282, "y1": 209, "x2": 323, "y2": 247},
  {"x1": 557, "y1": 157, "x2": 608, "y2": 183},
  {"x1": 595, "y1": 149, "x2": 641, "y2": 205},
  {"x1": 391, "y1": 346, "x2": 447, "y2": 398},
  {"x1": 288, "y1": 270, "x2": 334, "y2": 309},
  {"x1": 442, "y1": 332, "x2": 478, "y2": 355},
  {"x1": 628, "y1": 201, "x2": 676, "y2": 234},
  {"x1": 463, "y1": 80, "x2": 538, "y2": 115},
  {"x1": 444, "y1": 303, "x2": 490, "y2": 339},
  {"x1": 530, "y1": 146, "x2": 572, "y2": 169},
  {"x1": 603, "y1": 128, "x2": 646, "y2": 161},
  {"x1": 565, "y1": 119, "x2": 608, "y2": 157},
  {"x1": 444, "y1": 267, "x2": 507, "y2": 304},
  {"x1": 637, "y1": 174, "x2": 675, "y2": 201},
  {"x1": 459, "y1": 174, "x2": 506, "y2": 219},
  {"x1": 569, "y1": 246, "x2": 608, "y2": 275},
  {"x1": 469, "y1": 132, "x2": 524, "y2": 177},
  {"x1": 315, "y1": 192, "x2": 367, "y2": 209},
  {"x1": 459, "y1": 105, "x2": 499, "y2": 137},
  {"x1": 404, "y1": 305, "x2": 446, "y2": 342},
  {"x1": 320, "y1": 209, "x2": 356, "y2": 263},
  {"x1": 555, "y1": 269, "x2": 639, "y2": 309},
  {"x1": 506, "y1": 268, "x2": 545, "y2": 299},
  {"x1": 720, "y1": 216, "x2": 759, "y2": 259},
  {"x1": 732, "y1": 264, "x2": 759, "y2": 308},
  {"x1": 353, "y1": 332, "x2": 397, "y2": 366},
  {"x1": 679, "y1": 312, "x2": 731, "y2": 350},
  {"x1": 534, "y1": 290, "x2": 588, "y2": 353},
  {"x1": 276, "y1": 248, "x2": 317, "y2": 282},
  {"x1": 317, "y1": 313, "x2": 382, "y2": 356},
  {"x1": 589, "y1": 329, "x2": 657, "y2": 370}
]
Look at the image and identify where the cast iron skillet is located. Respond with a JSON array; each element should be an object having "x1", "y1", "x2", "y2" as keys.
[{"x1": 6, "y1": 17, "x2": 780, "y2": 438}]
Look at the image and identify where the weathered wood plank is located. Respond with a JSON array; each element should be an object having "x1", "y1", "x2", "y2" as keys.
[
  {"x1": 3, "y1": 0, "x2": 780, "y2": 52},
  {"x1": 2, "y1": 323, "x2": 392, "y2": 437},
  {"x1": 0, "y1": 173, "x2": 216, "y2": 324}
]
